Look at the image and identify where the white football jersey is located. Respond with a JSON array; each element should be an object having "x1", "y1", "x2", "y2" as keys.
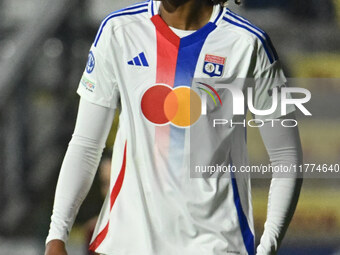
[{"x1": 77, "y1": 1, "x2": 291, "y2": 254}]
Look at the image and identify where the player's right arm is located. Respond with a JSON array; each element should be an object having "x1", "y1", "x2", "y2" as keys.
[
  {"x1": 45, "y1": 98, "x2": 116, "y2": 255},
  {"x1": 46, "y1": 20, "x2": 119, "y2": 254}
]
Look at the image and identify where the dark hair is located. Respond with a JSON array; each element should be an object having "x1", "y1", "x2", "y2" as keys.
[{"x1": 212, "y1": 0, "x2": 241, "y2": 5}]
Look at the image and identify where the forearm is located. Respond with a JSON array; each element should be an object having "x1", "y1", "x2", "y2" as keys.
[
  {"x1": 256, "y1": 178, "x2": 302, "y2": 255},
  {"x1": 46, "y1": 139, "x2": 104, "y2": 243},
  {"x1": 46, "y1": 98, "x2": 115, "y2": 244},
  {"x1": 257, "y1": 114, "x2": 303, "y2": 254}
]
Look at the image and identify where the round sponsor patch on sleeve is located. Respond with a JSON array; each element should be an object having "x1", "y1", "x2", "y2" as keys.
[{"x1": 86, "y1": 51, "x2": 95, "y2": 74}]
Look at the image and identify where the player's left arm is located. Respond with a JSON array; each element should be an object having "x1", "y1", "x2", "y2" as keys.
[
  {"x1": 251, "y1": 33, "x2": 303, "y2": 255},
  {"x1": 256, "y1": 116, "x2": 303, "y2": 255}
]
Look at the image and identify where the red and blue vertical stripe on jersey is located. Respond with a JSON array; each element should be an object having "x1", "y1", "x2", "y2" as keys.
[
  {"x1": 151, "y1": 14, "x2": 216, "y2": 173},
  {"x1": 151, "y1": 12, "x2": 255, "y2": 255}
]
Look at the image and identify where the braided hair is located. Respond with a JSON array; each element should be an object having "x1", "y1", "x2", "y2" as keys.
[{"x1": 211, "y1": 0, "x2": 241, "y2": 6}]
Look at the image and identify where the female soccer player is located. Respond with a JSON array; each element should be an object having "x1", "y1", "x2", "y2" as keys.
[{"x1": 45, "y1": 0, "x2": 303, "y2": 254}]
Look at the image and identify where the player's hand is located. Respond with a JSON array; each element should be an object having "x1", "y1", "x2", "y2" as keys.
[{"x1": 45, "y1": 240, "x2": 68, "y2": 255}]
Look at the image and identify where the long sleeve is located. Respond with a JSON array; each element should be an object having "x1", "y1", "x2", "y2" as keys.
[
  {"x1": 46, "y1": 98, "x2": 116, "y2": 244},
  {"x1": 256, "y1": 114, "x2": 303, "y2": 255}
]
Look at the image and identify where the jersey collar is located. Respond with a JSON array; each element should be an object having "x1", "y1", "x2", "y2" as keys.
[
  {"x1": 149, "y1": 1, "x2": 225, "y2": 25},
  {"x1": 149, "y1": 1, "x2": 225, "y2": 46}
]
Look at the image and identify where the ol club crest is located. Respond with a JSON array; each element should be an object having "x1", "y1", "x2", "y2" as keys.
[{"x1": 203, "y1": 54, "x2": 226, "y2": 77}]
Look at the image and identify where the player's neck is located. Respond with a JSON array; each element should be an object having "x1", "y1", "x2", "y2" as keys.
[{"x1": 159, "y1": 0, "x2": 213, "y2": 31}]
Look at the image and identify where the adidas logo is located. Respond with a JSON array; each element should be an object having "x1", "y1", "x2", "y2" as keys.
[{"x1": 127, "y1": 52, "x2": 149, "y2": 67}]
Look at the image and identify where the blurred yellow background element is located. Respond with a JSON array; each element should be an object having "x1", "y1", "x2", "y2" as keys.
[
  {"x1": 334, "y1": 0, "x2": 340, "y2": 24},
  {"x1": 253, "y1": 187, "x2": 340, "y2": 238},
  {"x1": 289, "y1": 54, "x2": 340, "y2": 78}
]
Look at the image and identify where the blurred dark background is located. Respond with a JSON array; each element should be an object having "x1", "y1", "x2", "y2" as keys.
[{"x1": 0, "y1": 0, "x2": 339, "y2": 254}]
